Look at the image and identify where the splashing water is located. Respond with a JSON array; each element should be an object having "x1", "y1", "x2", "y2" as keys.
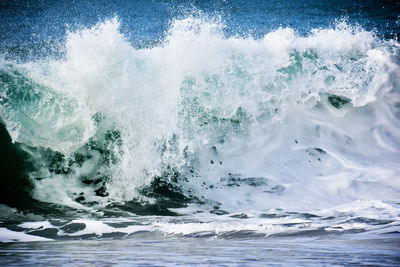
[{"x1": 1, "y1": 16, "x2": 400, "y2": 241}]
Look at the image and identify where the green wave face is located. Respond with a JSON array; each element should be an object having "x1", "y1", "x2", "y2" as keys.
[{"x1": 0, "y1": 64, "x2": 94, "y2": 154}]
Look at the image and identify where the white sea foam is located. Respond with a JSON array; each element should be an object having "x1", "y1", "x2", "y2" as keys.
[
  {"x1": 0, "y1": 228, "x2": 53, "y2": 243},
  {"x1": 0, "y1": 17, "x2": 399, "y2": 228},
  {"x1": 10, "y1": 200, "x2": 399, "y2": 239}
]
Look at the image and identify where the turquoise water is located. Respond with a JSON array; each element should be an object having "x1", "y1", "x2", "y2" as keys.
[{"x1": 1, "y1": 0, "x2": 400, "y2": 265}]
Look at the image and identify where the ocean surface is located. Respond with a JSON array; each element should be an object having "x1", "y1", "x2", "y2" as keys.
[{"x1": 1, "y1": 0, "x2": 400, "y2": 265}]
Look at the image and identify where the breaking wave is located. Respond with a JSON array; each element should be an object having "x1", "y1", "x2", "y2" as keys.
[{"x1": 1, "y1": 16, "x2": 400, "y2": 240}]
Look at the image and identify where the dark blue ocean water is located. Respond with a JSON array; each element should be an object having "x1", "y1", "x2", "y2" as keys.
[
  {"x1": 1, "y1": 0, "x2": 399, "y2": 59},
  {"x1": 1, "y1": 0, "x2": 400, "y2": 265}
]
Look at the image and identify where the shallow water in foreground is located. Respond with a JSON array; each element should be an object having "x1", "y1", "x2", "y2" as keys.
[{"x1": 1, "y1": 234, "x2": 400, "y2": 266}]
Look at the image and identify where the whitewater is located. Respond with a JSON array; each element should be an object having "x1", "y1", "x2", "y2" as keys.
[{"x1": 0, "y1": 4, "x2": 399, "y2": 264}]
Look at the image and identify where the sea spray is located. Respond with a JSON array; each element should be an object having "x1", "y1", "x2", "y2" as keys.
[{"x1": 0, "y1": 17, "x2": 399, "y2": 220}]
